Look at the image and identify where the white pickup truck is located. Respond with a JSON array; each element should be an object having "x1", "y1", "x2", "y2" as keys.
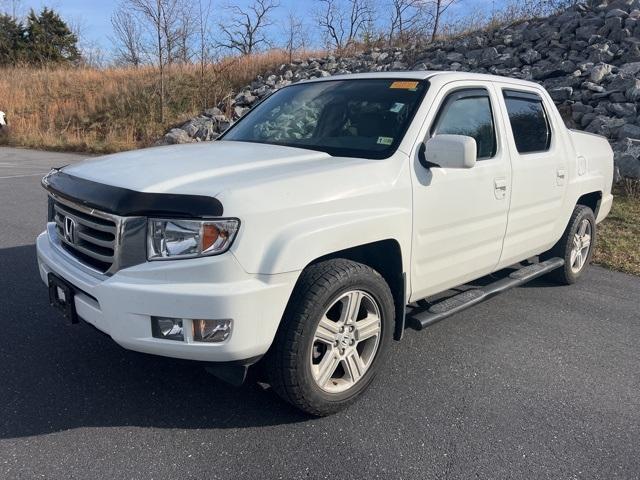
[{"x1": 37, "y1": 72, "x2": 613, "y2": 416}]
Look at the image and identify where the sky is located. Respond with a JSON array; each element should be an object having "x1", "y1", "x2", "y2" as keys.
[{"x1": 6, "y1": 0, "x2": 506, "y2": 57}]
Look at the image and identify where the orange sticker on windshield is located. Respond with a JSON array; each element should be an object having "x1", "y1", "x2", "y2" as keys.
[{"x1": 390, "y1": 81, "x2": 419, "y2": 90}]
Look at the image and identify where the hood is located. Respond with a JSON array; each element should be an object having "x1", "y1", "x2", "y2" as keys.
[
  {"x1": 59, "y1": 140, "x2": 407, "y2": 220},
  {"x1": 62, "y1": 141, "x2": 338, "y2": 196}
]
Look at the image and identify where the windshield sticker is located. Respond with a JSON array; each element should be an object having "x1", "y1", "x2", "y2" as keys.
[
  {"x1": 377, "y1": 136, "x2": 394, "y2": 145},
  {"x1": 390, "y1": 102, "x2": 405, "y2": 113},
  {"x1": 390, "y1": 81, "x2": 419, "y2": 90}
]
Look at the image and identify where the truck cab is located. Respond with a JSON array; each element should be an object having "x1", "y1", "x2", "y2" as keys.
[{"x1": 37, "y1": 72, "x2": 614, "y2": 416}]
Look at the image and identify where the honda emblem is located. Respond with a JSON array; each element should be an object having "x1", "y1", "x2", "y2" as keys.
[{"x1": 64, "y1": 216, "x2": 77, "y2": 244}]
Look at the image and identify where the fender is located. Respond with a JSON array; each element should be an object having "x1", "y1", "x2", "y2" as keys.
[
  {"x1": 233, "y1": 207, "x2": 412, "y2": 276},
  {"x1": 548, "y1": 129, "x2": 614, "y2": 247}
]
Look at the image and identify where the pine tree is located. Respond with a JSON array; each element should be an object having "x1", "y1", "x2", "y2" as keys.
[
  {"x1": 25, "y1": 7, "x2": 81, "y2": 64},
  {"x1": 0, "y1": 14, "x2": 26, "y2": 65}
]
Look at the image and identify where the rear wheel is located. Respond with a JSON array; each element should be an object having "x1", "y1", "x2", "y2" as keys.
[
  {"x1": 267, "y1": 259, "x2": 395, "y2": 416},
  {"x1": 543, "y1": 205, "x2": 596, "y2": 285}
]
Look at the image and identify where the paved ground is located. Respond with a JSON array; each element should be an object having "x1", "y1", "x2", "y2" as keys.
[{"x1": 1, "y1": 146, "x2": 639, "y2": 480}]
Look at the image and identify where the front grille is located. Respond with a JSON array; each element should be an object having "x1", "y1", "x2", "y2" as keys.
[{"x1": 52, "y1": 199, "x2": 118, "y2": 274}]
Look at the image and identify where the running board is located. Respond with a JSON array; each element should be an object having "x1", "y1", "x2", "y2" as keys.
[{"x1": 407, "y1": 258, "x2": 564, "y2": 331}]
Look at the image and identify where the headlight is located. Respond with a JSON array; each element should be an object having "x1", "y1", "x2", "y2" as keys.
[{"x1": 147, "y1": 218, "x2": 239, "y2": 260}]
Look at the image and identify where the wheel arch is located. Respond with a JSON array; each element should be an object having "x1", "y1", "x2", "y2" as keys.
[
  {"x1": 576, "y1": 190, "x2": 602, "y2": 217},
  {"x1": 295, "y1": 239, "x2": 407, "y2": 341},
  {"x1": 547, "y1": 188, "x2": 603, "y2": 255}
]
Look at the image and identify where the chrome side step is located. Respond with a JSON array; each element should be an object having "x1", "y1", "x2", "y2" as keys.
[{"x1": 407, "y1": 258, "x2": 565, "y2": 331}]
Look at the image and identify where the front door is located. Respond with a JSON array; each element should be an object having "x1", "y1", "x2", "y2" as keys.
[{"x1": 410, "y1": 82, "x2": 511, "y2": 301}]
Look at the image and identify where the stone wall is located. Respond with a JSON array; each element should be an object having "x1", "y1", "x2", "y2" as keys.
[{"x1": 160, "y1": 0, "x2": 640, "y2": 179}]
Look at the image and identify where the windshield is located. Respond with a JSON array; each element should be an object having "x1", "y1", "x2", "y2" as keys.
[{"x1": 220, "y1": 79, "x2": 429, "y2": 159}]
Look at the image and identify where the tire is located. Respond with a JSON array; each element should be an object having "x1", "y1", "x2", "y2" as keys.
[
  {"x1": 543, "y1": 205, "x2": 596, "y2": 285},
  {"x1": 266, "y1": 259, "x2": 395, "y2": 416}
]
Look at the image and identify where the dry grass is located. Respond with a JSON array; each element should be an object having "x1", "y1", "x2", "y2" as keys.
[
  {"x1": 594, "y1": 186, "x2": 640, "y2": 276},
  {"x1": 0, "y1": 50, "x2": 313, "y2": 153}
]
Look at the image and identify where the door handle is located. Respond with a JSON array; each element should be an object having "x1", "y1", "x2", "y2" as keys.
[
  {"x1": 556, "y1": 168, "x2": 566, "y2": 185},
  {"x1": 494, "y1": 178, "x2": 507, "y2": 199}
]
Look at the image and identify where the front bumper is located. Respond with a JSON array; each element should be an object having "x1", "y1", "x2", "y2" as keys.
[{"x1": 36, "y1": 226, "x2": 299, "y2": 362}]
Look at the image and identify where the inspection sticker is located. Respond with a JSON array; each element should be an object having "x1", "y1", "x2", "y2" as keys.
[
  {"x1": 377, "y1": 136, "x2": 394, "y2": 145},
  {"x1": 390, "y1": 102, "x2": 405, "y2": 113},
  {"x1": 389, "y1": 81, "x2": 419, "y2": 90}
]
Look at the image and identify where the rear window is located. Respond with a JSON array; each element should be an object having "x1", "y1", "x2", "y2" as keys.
[{"x1": 503, "y1": 90, "x2": 551, "y2": 154}]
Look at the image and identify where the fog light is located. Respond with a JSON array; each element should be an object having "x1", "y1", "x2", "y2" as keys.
[
  {"x1": 151, "y1": 317, "x2": 184, "y2": 341},
  {"x1": 193, "y1": 319, "x2": 232, "y2": 343}
]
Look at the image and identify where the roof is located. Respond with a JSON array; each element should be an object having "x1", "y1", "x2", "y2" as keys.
[
  {"x1": 303, "y1": 70, "x2": 542, "y2": 89},
  {"x1": 313, "y1": 71, "x2": 437, "y2": 81}
]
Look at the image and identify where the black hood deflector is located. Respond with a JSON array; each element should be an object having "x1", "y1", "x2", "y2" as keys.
[{"x1": 42, "y1": 169, "x2": 224, "y2": 218}]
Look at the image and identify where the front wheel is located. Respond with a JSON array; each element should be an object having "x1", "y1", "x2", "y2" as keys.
[
  {"x1": 543, "y1": 205, "x2": 596, "y2": 285},
  {"x1": 266, "y1": 259, "x2": 395, "y2": 416}
]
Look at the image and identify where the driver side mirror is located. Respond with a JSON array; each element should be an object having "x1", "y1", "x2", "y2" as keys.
[{"x1": 420, "y1": 134, "x2": 477, "y2": 169}]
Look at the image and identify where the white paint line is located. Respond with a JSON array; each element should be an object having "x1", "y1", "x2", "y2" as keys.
[
  {"x1": 0, "y1": 173, "x2": 47, "y2": 180},
  {"x1": 0, "y1": 164, "x2": 54, "y2": 169}
]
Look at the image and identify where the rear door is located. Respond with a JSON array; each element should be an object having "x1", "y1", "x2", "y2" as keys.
[
  {"x1": 494, "y1": 85, "x2": 569, "y2": 268},
  {"x1": 410, "y1": 81, "x2": 511, "y2": 301}
]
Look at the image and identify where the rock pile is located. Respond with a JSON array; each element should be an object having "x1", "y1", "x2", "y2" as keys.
[{"x1": 161, "y1": 0, "x2": 640, "y2": 179}]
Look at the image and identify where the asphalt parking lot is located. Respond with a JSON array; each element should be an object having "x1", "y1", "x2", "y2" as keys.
[{"x1": 1, "y1": 146, "x2": 639, "y2": 479}]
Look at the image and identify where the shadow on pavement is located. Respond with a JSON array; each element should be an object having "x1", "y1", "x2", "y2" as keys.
[{"x1": 0, "y1": 245, "x2": 308, "y2": 439}]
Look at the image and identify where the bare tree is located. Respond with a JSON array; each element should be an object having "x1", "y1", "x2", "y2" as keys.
[
  {"x1": 128, "y1": 0, "x2": 168, "y2": 121},
  {"x1": 160, "y1": 0, "x2": 197, "y2": 64},
  {"x1": 389, "y1": 0, "x2": 425, "y2": 43},
  {"x1": 217, "y1": 0, "x2": 279, "y2": 55},
  {"x1": 283, "y1": 11, "x2": 307, "y2": 63},
  {"x1": 196, "y1": 0, "x2": 213, "y2": 108},
  {"x1": 80, "y1": 42, "x2": 107, "y2": 68},
  {"x1": 66, "y1": 15, "x2": 106, "y2": 67},
  {"x1": 0, "y1": 0, "x2": 22, "y2": 18},
  {"x1": 429, "y1": 0, "x2": 457, "y2": 41},
  {"x1": 360, "y1": 6, "x2": 380, "y2": 46},
  {"x1": 110, "y1": 0, "x2": 199, "y2": 119},
  {"x1": 316, "y1": 0, "x2": 373, "y2": 50},
  {"x1": 174, "y1": 2, "x2": 197, "y2": 63},
  {"x1": 110, "y1": 5, "x2": 144, "y2": 66}
]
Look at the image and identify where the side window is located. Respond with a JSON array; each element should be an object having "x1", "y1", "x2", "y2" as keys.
[
  {"x1": 503, "y1": 90, "x2": 551, "y2": 154},
  {"x1": 431, "y1": 89, "x2": 497, "y2": 160}
]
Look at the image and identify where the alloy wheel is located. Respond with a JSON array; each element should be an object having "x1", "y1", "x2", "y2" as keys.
[
  {"x1": 570, "y1": 218, "x2": 592, "y2": 273},
  {"x1": 310, "y1": 290, "x2": 382, "y2": 393}
]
